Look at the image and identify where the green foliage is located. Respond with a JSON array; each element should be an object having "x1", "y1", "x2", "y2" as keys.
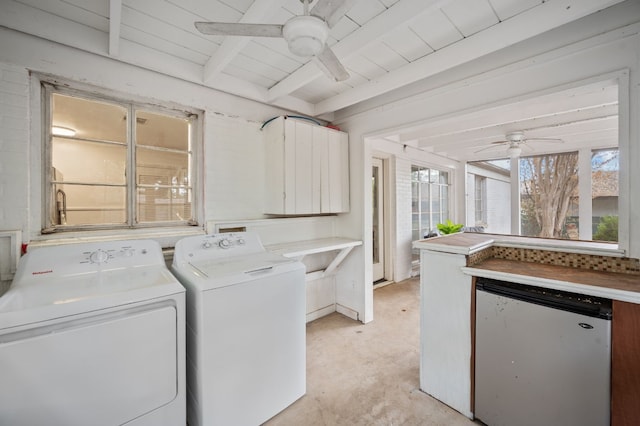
[
  {"x1": 593, "y1": 215, "x2": 618, "y2": 242},
  {"x1": 437, "y1": 219, "x2": 464, "y2": 235}
]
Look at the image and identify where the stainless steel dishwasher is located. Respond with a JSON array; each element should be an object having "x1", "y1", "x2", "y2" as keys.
[{"x1": 475, "y1": 277, "x2": 612, "y2": 426}]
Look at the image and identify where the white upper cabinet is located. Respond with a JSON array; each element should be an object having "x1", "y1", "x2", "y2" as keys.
[{"x1": 264, "y1": 116, "x2": 349, "y2": 215}]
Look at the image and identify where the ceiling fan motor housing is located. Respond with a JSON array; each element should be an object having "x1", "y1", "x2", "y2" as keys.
[{"x1": 283, "y1": 15, "x2": 329, "y2": 57}]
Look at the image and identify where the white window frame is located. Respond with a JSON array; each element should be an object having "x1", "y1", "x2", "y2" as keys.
[
  {"x1": 411, "y1": 164, "x2": 451, "y2": 240},
  {"x1": 40, "y1": 79, "x2": 202, "y2": 234},
  {"x1": 474, "y1": 175, "x2": 487, "y2": 227}
]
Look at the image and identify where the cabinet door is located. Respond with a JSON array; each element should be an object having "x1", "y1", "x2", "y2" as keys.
[
  {"x1": 322, "y1": 130, "x2": 349, "y2": 213},
  {"x1": 264, "y1": 117, "x2": 349, "y2": 215},
  {"x1": 612, "y1": 300, "x2": 640, "y2": 425},
  {"x1": 264, "y1": 117, "x2": 286, "y2": 214},
  {"x1": 287, "y1": 119, "x2": 315, "y2": 214}
]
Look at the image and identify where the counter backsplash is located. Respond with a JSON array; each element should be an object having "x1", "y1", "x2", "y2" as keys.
[{"x1": 468, "y1": 246, "x2": 640, "y2": 275}]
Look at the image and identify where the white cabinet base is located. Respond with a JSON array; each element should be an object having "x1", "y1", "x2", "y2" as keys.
[{"x1": 420, "y1": 250, "x2": 473, "y2": 419}]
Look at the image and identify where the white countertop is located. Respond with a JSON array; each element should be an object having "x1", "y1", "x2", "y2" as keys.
[
  {"x1": 413, "y1": 232, "x2": 623, "y2": 257},
  {"x1": 266, "y1": 237, "x2": 362, "y2": 258}
]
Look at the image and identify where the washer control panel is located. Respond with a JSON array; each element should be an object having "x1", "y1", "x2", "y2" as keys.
[
  {"x1": 174, "y1": 232, "x2": 265, "y2": 264},
  {"x1": 201, "y1": 234, "x2": 247, "y2": 251}
]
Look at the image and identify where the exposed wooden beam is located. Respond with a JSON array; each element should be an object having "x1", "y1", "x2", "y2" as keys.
[
  {"x1": 203, "y1": 0, "x2": 282, "y2": 83},
  {"x1": 313, "y1": 0, "x2": 626, "y2": 115},
  {"x1": 401, "y1": 83, "x2": 619, "y2": 143},
  {"x1": 0, "y1": 1, "x2": 316, "y2": 116},
  {"x1": 266, "y1": 0, "x2": 449, "y2": 104},
  {"x1": 422, "y1": 112, "x2": 619, "y2": 152},
  {"x1": 109, "y1": 0, "x2": 121, "y2": 56}
]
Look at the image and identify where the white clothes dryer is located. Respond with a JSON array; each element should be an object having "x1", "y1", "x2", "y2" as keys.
[
  {"x1": 171, "y1": 232, "x2": 306, "y2": 426},
  {"x1": 0, "y1": 239, "x2": 186, "y2": 426}
]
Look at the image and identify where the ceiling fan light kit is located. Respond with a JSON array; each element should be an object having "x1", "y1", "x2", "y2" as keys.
[
  {"x1": 507, "y1": 145, "x2": 522, "y2": 158},
  {"x1": 283, "y1": 16, "x2": 328, "y2": 57},
  {"x1": 194, "y1": 0, "x2": 353, "y2": 82}
]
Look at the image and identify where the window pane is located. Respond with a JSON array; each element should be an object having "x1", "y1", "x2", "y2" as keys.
[
  {"x1": 52, "y1": 138, "x2": 126, "y2": 185},
  {"x1": 137, "y1": 148, "x2": 190, "y2": 186},
  {"x1": 52, "y1": 94, "x2": 126, "y2": 143},
  {"x1": 135, "y1": 110, "x2": 192, "y2": 224},
  {"x1": 519, "y1": 152, "x2": 579, "y2": 238},
  {"x1": 52, "y1": 184, "x2": 126, "y2": 225},
  {"x1": 592, "y1": 149, "x2": 619, "y2": 242},
  {"x1": 137, "y1": 187, "x2": 192, "y2": 223},
  {"x1": 136, "y1": 111, "x2": 190, "y2": 151}
]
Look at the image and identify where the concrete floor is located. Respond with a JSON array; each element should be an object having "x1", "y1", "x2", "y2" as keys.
[{"x1": 265, "y1": 277, "x2": 478, "y2": 426}]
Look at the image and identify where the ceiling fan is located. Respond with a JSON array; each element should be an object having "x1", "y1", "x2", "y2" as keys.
[
  {"x1": 195, "y1": 0, "x2": 358, "y2": 82},
  {"x1": 476, "y1": 131, "x2": 564, "y2": 158}
]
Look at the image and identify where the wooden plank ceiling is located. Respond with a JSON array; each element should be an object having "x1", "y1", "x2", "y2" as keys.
[
  {"x1": 0, "y1": 0, "x2": 626, "y2": 162},
  {"x1": 0, "y1": 0, "x2": 625, "y2": 121}
]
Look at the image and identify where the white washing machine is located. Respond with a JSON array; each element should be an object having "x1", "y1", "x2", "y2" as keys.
[
  {"x1": 171, "y1": 232, "x2": 306, "y2": 426},
  {"x1": 0, "y1": 239, "x2": 186, "y2": 426}
]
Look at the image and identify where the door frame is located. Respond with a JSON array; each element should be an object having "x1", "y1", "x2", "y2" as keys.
[{"x1": 372, "y1": 155, "x2": 393, "y2": 284}]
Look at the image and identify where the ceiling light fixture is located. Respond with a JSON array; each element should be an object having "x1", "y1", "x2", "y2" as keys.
[
  {"x1": 282, "y1": 15, "x2": 328, "y2": 57},
  {"x1": 52, "y1": 126, "x2": 76, "y2": 137},
  {"x1": 507, "y1": 145, "x2": 522, "y2": 159}
]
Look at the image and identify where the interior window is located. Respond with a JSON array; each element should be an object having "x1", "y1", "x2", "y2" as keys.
[
  {"x1": 467, "y1": 149, "x2": 619, "y2": 242},
  {"x1": 44, "y1": 84, "x2": 199, "y2": 232},
  {"x1": 411, "y1": 165, "x2": 450, "y2": 261}
]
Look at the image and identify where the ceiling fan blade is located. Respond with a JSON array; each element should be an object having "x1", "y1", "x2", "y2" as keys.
[
  {"x1": 315, "y1": 46, "x2": 350, "y2": 81},
  {"x1": 474, "y1": 142, "x2": 507, "y2": 153},
  {"x1": 195, "y1": 22, "x2": 283, "y2": 37},
  {"x1": 526, "y1": 137, "x2": 564, "y2": 143},
  {"x1": 311, "y1": 0, "x2": 360, "y2": 28}
]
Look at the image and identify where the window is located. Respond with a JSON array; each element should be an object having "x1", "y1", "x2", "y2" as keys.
[
  {"x1": 591, "y1": 149, "x2": 619, "y2": 242},
  {"x1": 468, "y1": 149, "x2": 619, "y2": 242},
  {"x1": 474, "y1": 175, "x2": 487, "y2": 226},
  {"x1": 412, "y1": 165, "x2": 450, "y2": 260},
  {"x1": 43, "y1": 83, "x2": 199, "y2": 232},
  {"x1": 520, "y1": 152, "x2": 580, "y2": 238}
]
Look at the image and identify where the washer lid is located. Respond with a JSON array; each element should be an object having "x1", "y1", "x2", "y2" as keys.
[
  {"x1": 0, "y1": 267, "x2": 184, "y2": 328},
  {"x1": 172, "y1": 252, "x2": 304, "y2": 291}
]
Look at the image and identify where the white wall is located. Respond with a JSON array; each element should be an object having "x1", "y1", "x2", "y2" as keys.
[
  {"x1": 466, "y1": 165, "x2": 511, "y2": 234},
  {"x1": 0, "y1": 28, "x2": 293, "y2": 241},
  {"x1": 485, "y1": 178, "x2": 511, "y2": 234},
  {"x1": 334, "y1": 1, "x2": 640, "y2": 322}
]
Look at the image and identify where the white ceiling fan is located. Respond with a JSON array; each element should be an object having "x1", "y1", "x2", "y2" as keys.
[
  {"x1": 476, "y1": 131, "x2": 564, "y2": 158},
  {"x1": 195, "y1": 0, "x2": 358, "y2": 82}
]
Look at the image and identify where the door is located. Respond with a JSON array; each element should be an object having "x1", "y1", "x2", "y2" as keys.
[{"x1": 372, "y1": 158, "x2": 385, "y2": 282}]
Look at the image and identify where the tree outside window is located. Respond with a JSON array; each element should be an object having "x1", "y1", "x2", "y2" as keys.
[{"x1": 519, "y1": 149, "x2": 618, "y2": 241}]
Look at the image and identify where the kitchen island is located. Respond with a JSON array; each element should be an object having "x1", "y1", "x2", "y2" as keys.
[{"x1": 413, "y1": 233, "x2": 640, "y2": 425}]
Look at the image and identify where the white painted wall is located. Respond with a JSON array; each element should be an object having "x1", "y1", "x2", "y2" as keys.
[
  {"x1": 334, "y1": 1, "x2": 640, "y2": 322},
  {"x1": 466, "y1": 165, "x2": 511, "y2": 234}
]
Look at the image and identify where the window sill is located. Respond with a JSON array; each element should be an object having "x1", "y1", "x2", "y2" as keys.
[{"x1": 29, "y1": 226, "x2": 205, "y2": 250}]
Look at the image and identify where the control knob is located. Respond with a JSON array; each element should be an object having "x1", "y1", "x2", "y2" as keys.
[
  {"x1": 89, "y1": 250, "x2": 109, "y2": 264},
  {"x1": 218, "y1": 239, "x2": 231, "y2": 249}
]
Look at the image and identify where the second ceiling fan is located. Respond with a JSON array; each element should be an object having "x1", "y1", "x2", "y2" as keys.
[
  {"x1": 195, "y1": 0, "x2": 359, "y2": 82},
  {"x1": 476, "y1": 131, "x2": 564, "y2": 158}
]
